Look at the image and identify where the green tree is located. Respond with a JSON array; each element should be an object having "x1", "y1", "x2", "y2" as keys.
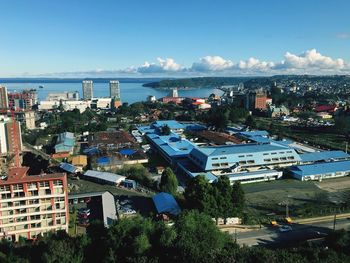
[
  {"x1": 245, "y1": 115, "x2": 257, "y2": 129},
  {"x1": 213, "y1": 176, "x2": 234, "y2": 220},
  {"x1": 184, "y1": 175, "x2": 217, "y2": 217},
  {"x1": 232, "y1": 181, "x2": 245, "y2": 215},
  {"x1": 161, "y1": 125, "x2": 171, "y2": 135},
  {"x1": 159, "y1": 167, "x2": 178, "y2": 195}
]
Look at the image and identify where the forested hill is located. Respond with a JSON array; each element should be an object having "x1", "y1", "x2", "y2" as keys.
[
  {"x1": 143, "y1": 75, "x2": 350, "y2": 89},
  {"x1": 142, "y1": 77, "x2": 254, "y2": 88}
]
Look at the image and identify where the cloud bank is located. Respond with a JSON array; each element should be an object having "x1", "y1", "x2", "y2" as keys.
[{"x1": 40, "y1": 49, "x2": 350, "y2": 77}]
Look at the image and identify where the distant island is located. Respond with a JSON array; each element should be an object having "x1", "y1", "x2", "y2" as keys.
[
  {"x1": 143, "y1": 77, "x2": 254, "y2": 89},
  {"x1": 143, "y1": 75, "x2": 350, "y2": 89}
]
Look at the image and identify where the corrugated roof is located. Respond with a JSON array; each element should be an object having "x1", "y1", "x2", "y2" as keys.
[
  {"x1": 152, "y1": 120, "x2": 185, "y2": 130},
  {"x1": 84, "y1": 170, "x2": 126, "y2": 184},
  {"x1": 195, "y1": 142, "x2": 291, "y2": 157},
  {"x1": 238, "y1": 130, "x2": 269, "y2": 138},
  {"x1": 300, "y1": 151, "x2": 350, "y2": 163},
  {"x1": 59, "y1": 162, "x2": 77, "y2": 173},
  {"x1": 152, "y1": 192, "x2": 181, "y2": 216},
  {"x1": 290, "y1": 161, "x2": 350, "y2": 177}
]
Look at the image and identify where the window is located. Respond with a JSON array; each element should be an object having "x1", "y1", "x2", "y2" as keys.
[
  {"x1": 264, "y1": 159, "x2": 271, "y2": 162},
  {"x1": 247, "y1": 160, "x2": 255, "y2": 164},
  {"x1": 287, "y1": 156, "x2": 295, "y2": 160},
  {"x1": 212, "y1": 158, "x2": 218, "y2": 160},
  {"x1": 212, "y1": 163, "x2": 220, "y2": 167},
  {"x1": 263, "y1": 153, "x2": 269, "y2": 156},
  {"x1": 272, "y1": 158, "x2": 279, "y2": 161},
  {"x1": 238, "y1": 155, "x2": 245, "y2": 158},
  {"x1": 220, "y1": 157, "x2": 227, "y2": 160},
  {"x1": 271, "y1": 152, "x2": 277, "y2": 155},
  {"x1": 247, "y1": 154, "x2": 253, "y2": 157}
]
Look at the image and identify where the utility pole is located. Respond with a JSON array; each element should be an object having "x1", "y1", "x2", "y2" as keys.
[
  {"x1": 333, "y1": 214, "x2": 337, "y2": 231},
  {"x1": 346, "y1": 142, "x2": 348, "y2": 154}
]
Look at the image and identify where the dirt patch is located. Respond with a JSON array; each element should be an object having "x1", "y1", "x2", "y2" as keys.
[{"x1": 316, "y1": 177, "x2": 350, "y2": 192}]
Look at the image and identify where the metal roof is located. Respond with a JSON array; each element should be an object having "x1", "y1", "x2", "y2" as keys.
[
  {"x1": 238, "y1": 130, "x2": 269, "y2": 138},
  {"x1": 59, "y1": 162, "x2": 77, "y2": 173},
  {"x1": 195, "y1": 142, "x2": 291, "y2": 157},
  {"x1": 152, "y1": 120, "x2": 185, "y2": 130},
  {"x1": 84, "y1": 170, "x2": 126, "y2": 184},
  {"x1": 299, "y1": 151, "x2": 350, "y2": 163},
  {"x1": 152, "y1": 192, "x2": 181, "y2": 216},
  {"x1": 290, "y1": 160, "x2": 350, "y2": 177}
]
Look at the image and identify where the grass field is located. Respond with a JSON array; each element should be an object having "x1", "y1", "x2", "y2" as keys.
[{"x1": 243, "y1": 178, "x2": 350, "y2": 223}]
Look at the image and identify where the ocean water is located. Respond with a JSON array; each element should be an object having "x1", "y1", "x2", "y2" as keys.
[{"x1": 3, "y1": 82, "x2": 223, "y2": 104}]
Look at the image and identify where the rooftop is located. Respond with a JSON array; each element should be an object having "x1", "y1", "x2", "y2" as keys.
[
  {"x1": 84, "y1": 170, "x2": 126, "y2": 183},
  {"x1": 194, "y1": 142, "x2": 292, "y2": 157},
  {"x1": 152, "y1": 120, "x2": 185, "y2": 130},
  {"x1": 152, "y1": 192, "x2": 181, "y2": 216},
  {"x1": 299, "y1": 151, "x2": 350, "y2": 163},
  {"x1": 290, "y1": 160, "x2": 350, "y2": 177}
]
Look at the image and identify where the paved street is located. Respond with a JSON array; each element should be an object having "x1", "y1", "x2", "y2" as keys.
[{"x1": 236, "y1": 218, "x2": 350, "y2": 247}]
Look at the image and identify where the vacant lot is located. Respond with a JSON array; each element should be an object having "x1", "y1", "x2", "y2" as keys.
[
  {"x1": 243, "y1": 179, "x2": 350, "y2": 221},
  {"x1": 68, "y1": 178, "x2": 151, "y2": 197},
  {"x1": 316, "y1": 177, "x2": 350, "y2": 192}
]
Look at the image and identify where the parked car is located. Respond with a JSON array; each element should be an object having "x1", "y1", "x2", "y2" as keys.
[{"x1": 279, "y1": 225, "x2": 292, "y2": 232}]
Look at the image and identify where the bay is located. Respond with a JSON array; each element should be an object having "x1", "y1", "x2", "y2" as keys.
[{"x1": 2, "y1": 82, "x2": 223, "y2": 104}]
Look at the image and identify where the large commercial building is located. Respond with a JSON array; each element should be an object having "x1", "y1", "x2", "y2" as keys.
[
  {"x1": 8, "y1": 90, "x2": 37, "y2": 110},
  {"x1": 109, "y1": 80, "x2": 120, "y2": 99},
  {"x1": 0, "y1": 167, "x2": 68, "y2": 242},
  {"x1": 46, "y1": 92, "x2": 79, "y2": 101},
  {"x1": 0, "y1": 86, "x2": 8, "y2": 109},
  {"x1": 82, "y1": 80, "x2": 93, "y2": 100},
  {"x1": 245, "y1": 89, "x2": 267, "y2": 110},
  {"x1": 0, "y1": 117, "x2": 23, "y2": 156}
]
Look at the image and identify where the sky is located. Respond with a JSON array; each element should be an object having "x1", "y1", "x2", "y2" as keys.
[{"x1": 0, "y1": 0, "x2": 350, "y2": 77}]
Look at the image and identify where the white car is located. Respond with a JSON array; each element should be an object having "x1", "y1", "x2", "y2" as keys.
[
  {"x1": 279, "y1": 225, "x2": 292, "y2": 232},
  {"x1": 123, "y1": 209, "x2": 136, "y2": 215}
]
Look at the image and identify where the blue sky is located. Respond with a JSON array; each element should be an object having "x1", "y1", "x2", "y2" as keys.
[{"x1": 0, "y1": 0, "x2": 349, "y2": 77}]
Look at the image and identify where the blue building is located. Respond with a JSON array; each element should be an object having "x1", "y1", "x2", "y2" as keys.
[
  {"x1": 188, "y1": 142, "x2": 301, "y2": 171},
  {"x1": 152, "y1": 192, "x2": 181, "y2": 216},
  {"x1": 54, "y1": 132, "x2": 75, "y2": 153},
  {"x1": 290, "y1": 161, "x2": 350, "y2": 181},
  {"x1": 299, "y1": 151, "x2": 350, "y2": 164}
]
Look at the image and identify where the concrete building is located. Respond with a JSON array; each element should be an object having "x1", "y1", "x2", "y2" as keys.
[
  {"x1": 90, "y1": 98, "x2": 112, "y2": 109},
  {"x1": 0, "y1": 86, "x2": 8, "y2": 109},
  {"x1": 15, "y1": 111, "x2": 36, "y2": 130},
  {"x1": 82, "y1": 80, "x2": 93, "y2": 100},
  {"x1": 46, "y1": 92, "x2": 79, "y2": 101},
  {"x1": 38, "y1": 100, "x2": 91, "y2": 113},
  {"x1": 84, "y1": 170, "x2": 126, "y2": 186},
  {"x1": 245, "y1": 89, "x2": 267, "y2": 110},
  {"x1": 0, "y1": 117, "x2": 23, "y2": 156},
  {"x1": 109, "y1": 80, "x2": 120, "y2": 99},
  {"x1": 0, "y1": 167, "x2": 68, "y2": 242},
  {"x1": 8, "y1": 90, "x2": 37, "y2": 110},
  {"x1": 267, "y1": 105, "x2": 290, "y2": 118},
  {"x1": 54, "y1": 132, "x2": 75, "y2": 154}
]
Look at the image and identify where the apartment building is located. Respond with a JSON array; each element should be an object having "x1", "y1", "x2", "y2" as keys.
[{"x1": 0, "y1": 167, "x2": 68, "y2": 241}]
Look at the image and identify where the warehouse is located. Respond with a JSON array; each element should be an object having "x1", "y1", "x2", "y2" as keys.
[
  {"x1": 84, "y1": 170, "x2": 126, "y2": 186},
  {"x1": 289, "y1": 161, "x2": 350, "y2": 181},
  {"x1": 298, "y1": 151, "x2": 350, "y2": 164}
]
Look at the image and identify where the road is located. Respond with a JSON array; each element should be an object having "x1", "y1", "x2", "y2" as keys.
[{"x1": 235, "y1": 218, "x2": 350, "y2": 247}]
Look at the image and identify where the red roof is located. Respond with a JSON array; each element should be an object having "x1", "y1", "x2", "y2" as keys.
[{"x1": 315, "y1": 105, "x2": 337, "y2": 113}]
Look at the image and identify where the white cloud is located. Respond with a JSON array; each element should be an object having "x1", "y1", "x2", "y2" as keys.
[
  {"x1": 191, "y1": 56, "x2": 234, "y2": 72},
  {"x1": 237, "y1": 57, "x2": 274, "y2": 71},
  {"x1": 336, "y1": 32, "x2": 350, "y2": 39},
  {"x1": 32, "y1": 49, "x2": 350, "y2": 77},
  {"x1": 137, "y1": 57, "x2": 183, "y2": 73},
  {"x1": 276, "y1": 49, "x2": 346, "y2": 71}
]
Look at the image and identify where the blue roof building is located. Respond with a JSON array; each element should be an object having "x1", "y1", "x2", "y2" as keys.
[
  {"x1": 55, "y1": 132, "x2": 75, "y2": 153},
  {"x1": 290, "y1": 160, "x2": 350, "y2": 181},
  {"x1": 151, "y1": 120, "x2": 185, "y2": 131},
  {"x1": 152, "y1": 192, "x2": 181, "y2": 216},
  {"x1": 59, "y1": 162, "x2": 78, "y2": 173},
  {"x1": 188, "y1": 142, "x2": 301, "y2": 171},
  {"x1": 147, "y1": 132, "x2": 195, "y2": 164},
  {"x1": 299, "y1": 151, "x2": 350, "y2": 163}
]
